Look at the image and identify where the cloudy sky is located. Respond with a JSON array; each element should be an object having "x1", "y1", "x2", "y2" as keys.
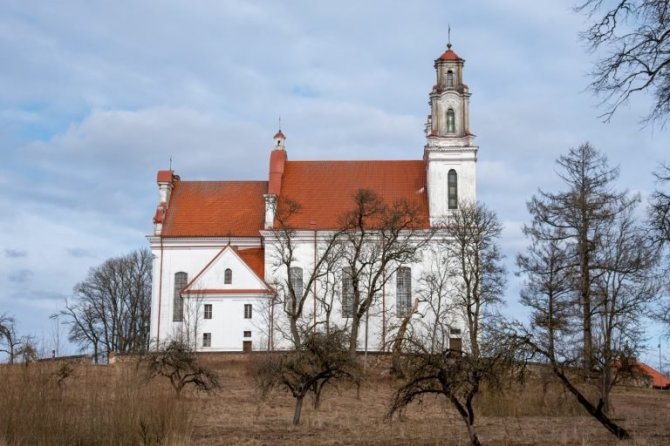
[{"x1": 1, "y1": 1, "x2": 667, "y2": 359}]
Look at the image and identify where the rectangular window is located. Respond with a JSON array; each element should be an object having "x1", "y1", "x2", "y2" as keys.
[
  {"x1": 173, "y1": 272, "x2": 187, "y2": 322},
  {"x1": 342, "y1": 267, "x2": 354, "y2": 318},
  {"x1": 204, "y1": 304, "x2": 212, "y2": 320},
  {"x1": 244, "y1": 304, "x2": 252, "y2": 319},
  {"x1": 396, "y1": 267, "x2": 412, "y2": 317},
  {"x1": 243, "y1": 330, "x2": 251, "y2": 338},
  {"x1": 202, "y1": 332, "x2": 211, "y2": 347}
]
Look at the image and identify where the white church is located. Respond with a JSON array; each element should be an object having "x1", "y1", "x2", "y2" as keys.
[{"x1": 148, "y1": 44, "x2": 477, "y2": 352}]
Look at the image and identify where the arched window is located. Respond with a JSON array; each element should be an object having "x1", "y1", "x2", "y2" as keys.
[
  {"x1": 447, "y1": 70, "x2": 454, "y2": 87},
  {"x1": 173, "y1": 272, "x2": 187, "y2": 322},
  {"x1": 446, "y1": 109, "x2": 455, "y2": 134},
  {"x1": 396, "y1": 267, "x2": 412, "y2": 317},
  {"x1": 286, "y1": 267, "x2": 303, "y2": 313},
  {"x1": 224, "y1": 268, "x2": 232, "y2": 284},
  {"x1": 342, "y1": 267, "x2": 354, "y2": 318},
  {"x1": 448, "y1": 169, "x2": 458, "y2": 209}
]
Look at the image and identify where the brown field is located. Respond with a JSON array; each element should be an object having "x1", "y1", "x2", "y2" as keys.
[{"x1": 1, "y1": 355, "x2": 669, "y2": 445}]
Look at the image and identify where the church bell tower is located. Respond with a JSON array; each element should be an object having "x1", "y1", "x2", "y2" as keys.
[{"x1": 424, "y1": 43, "x2": 478, "y2": 225}]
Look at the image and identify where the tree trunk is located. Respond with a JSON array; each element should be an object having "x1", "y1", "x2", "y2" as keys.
[
  {"x1": 313, "y1": 381, "x2": 324, "y2": 409},
  {"x1": 465, "y1": 422, "x2": 482, "y2": 446},
  {"x1": 290, "y1": 316, "x2": 300, "y2": 349},
  {"x1": 579, "y1": 229, "x2": 593, "y2": 373},
  {"x1": 450, "y1": 395, "x2": 481, "y2": 446},
  {"x1": 293, "y1": 395, "x2": 305, "y2": 425},
  {"x1": 349, "y1": 316, "x2": 359, "y2": 360},
  {"x1": 553, "y1": 366, "x2": 630, "y2": 439}
]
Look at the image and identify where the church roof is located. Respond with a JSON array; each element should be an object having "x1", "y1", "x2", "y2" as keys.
[
  {"x1": 278, "y1": 160, "x2": 429, "y2": 229},
  {"x1": 438, "y1": 47, "x2": 463, "y2": 61},
  {"x1": 161, "y1": 181, "x2": 267, "y2": 237},
  {"x1": 158, "y1": 160, "x2": 429, "y2": 236},
  {"x1": 237, "y1": 247, "x2": 265, "y2": 279}
]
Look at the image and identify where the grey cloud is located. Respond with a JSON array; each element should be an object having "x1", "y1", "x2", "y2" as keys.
[
  {"x1": 67, "y1": 248, "x2": 96, "y2": 258},
  {"x1": 4, "y1": 249, "x2": 27, "y2": 258},
  {"x1": 9, "y1": 269, "x2": 33, "y2": 283}
]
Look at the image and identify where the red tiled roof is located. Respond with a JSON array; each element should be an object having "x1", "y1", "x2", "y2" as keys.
[
  {"x1": 438, "y1": 48, "x2": 462, "y2": 61},
  {"x1": 161, "y1": 181, "x2": 267, "y2": 237},
  {"x1": 274, "y1": 130, "x2": 286, "y2": 139},
  {"x1": 237, "y1": 248, "x2": 265, "y2": 279},
  {"x1": 278, "y1": 160, "x2": 429, "y2": 229},
  {"x1": 157, "y1": 170, "x2": 174, "y2": 183},
  {"x1": 638, "y1": 362, "x2": 670, "y2": 389}
]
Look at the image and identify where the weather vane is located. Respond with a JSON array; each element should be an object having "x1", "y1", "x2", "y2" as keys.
[
  {"x1": 448, "y1": 25, "x2": 452, "y2": 49},
  {"x1": 169, "y1": 155, "x2": 172, "y2": 171},
  {"x1": 278, "y1": 115, "x2": 282, "y2": 131}
]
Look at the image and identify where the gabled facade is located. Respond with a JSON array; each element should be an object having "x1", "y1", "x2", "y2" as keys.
[{"x1": 148, "y1": 45, "x2": 478, "y2": 351}]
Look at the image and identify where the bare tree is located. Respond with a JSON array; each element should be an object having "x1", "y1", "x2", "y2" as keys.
[
  {"x1": 60, "y1": 249, "x2": 152, "y2": 359},
  {"x1": 517, "y1": 236, "x2": 576, "y2": 360},
  {"x1": 649, "y1": 162, "x2": 670, "y2": 332},
  {"x1": 516, "y1": 146, "x2": 660, "y2": 439},
  {"x1": 649, "y1": 162, "x2": 670, "y2": 246},
  {"x1": 253, "y1": 328, "x2": 359, "y2": 425},
  {"x1": 146, "y1": 339, "x2": 220, "y2": 398},
  {"x1": 339, "y1": 189, "x2": 432, "y2": 359},
  {"x1": 15, "y1": 336, "x2": 39, "y2": 365},
  {"x1": 577, "y1": 0, "x2": 670, "y2": 124},
  {"x1": 0, "y1": 313, "x2": 23, "y2": 364},
  {"x1": 593, "y1": 205, "x2": 658, "y2": 412},
  {"x1": 60, "y1": 299, "x2": 102, "y2": 363},
  {"x1": 388, "y1": 202, "x2": 508, "y2": 446},
  {"x1": 525, "y1": 143, "x2": 633, "y2": 372}
]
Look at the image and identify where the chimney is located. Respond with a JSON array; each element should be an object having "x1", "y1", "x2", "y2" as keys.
[
  {"x1": 263, "y1": 194, "x2": 277, "y2": 229},
  {"x1": 265, "y1": 131, "x2": 287, "y2": 228},
  {"x1": 154, "y1": 170, "x2": 178, "y2": 235},
  {"x1": 268, "y1": 130, "x2": 287, "y2": 195}
]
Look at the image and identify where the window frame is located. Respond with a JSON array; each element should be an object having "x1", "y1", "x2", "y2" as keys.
[
  {"x1": 244, "y1": 304, "x2": 252, "y2": 319},
  {"x1": 202, "y1": 332, "x2": 211, "y2": 347},
  {"x1": 396, "y1": 267, "x2": 412, "y2": 317},
  {"x1": 204, "y1": 304, "x2": 212, "y2": 320},
  {"x1": 446, "y1": 108, "x2": 456, "y2": 134},
  {"x1": 342, "y1": 267, "x2": 354, "y2": 318},
  {"x1": 224, "y1": 268, "x2": 232, "y2": 285},
  {"x1": 289, "y1": 266, "x2": 304, "y2": 300},
  {"x1": 173, "y1": 272, "x2": 187, "y2": 322},
  {"x1": 448, "y1": 169, "x2": 458, "y2": 210}
]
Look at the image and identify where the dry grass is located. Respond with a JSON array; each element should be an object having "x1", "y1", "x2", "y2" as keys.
[
  {"x1": 0, "y1": 362, "x2": 192, "y2": 445},
  {"x1": 1, "y1": 356, "x2": 668, "y2": 445}
]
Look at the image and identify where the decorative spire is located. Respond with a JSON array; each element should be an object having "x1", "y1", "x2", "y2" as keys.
[
  {"x1": 273, "y1": 126, "x2": 286, "y2": 149},
  {"x1": 447, "y1": 25, "x2": 452, "y2": 49}
]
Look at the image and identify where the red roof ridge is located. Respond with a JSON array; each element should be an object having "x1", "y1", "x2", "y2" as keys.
[
  {"x1": 175, "y1": 179, "x2": 267, "y2": 184},
  {"x1": 286, "y1": 159, "x2": 423, "y2": 164}
]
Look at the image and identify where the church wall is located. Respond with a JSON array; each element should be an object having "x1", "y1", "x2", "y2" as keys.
[
  {"x1": 148, "y1": 238, "x2": 268, "y2": 350},
  {"x1": 261, "y1": 232, "x2": 462, "y2": 352}
]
